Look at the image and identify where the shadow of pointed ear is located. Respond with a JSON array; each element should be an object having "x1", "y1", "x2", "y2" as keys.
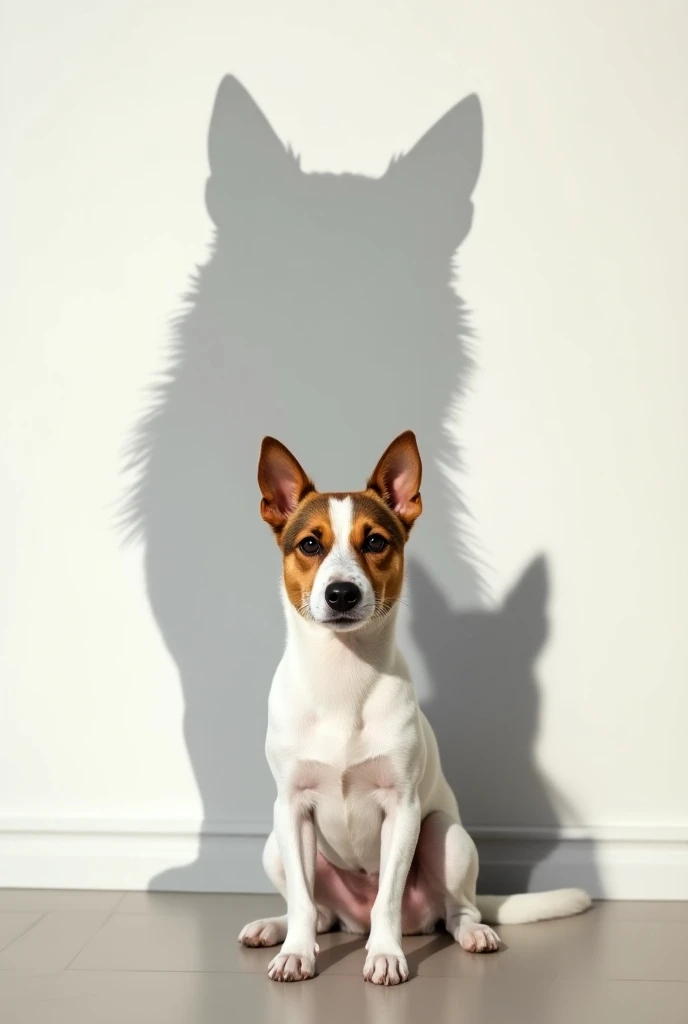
[
  {"x1": 397, "y1": 92, "x2": 483, "y2": 198},
  {"x1": 499, "y1": 554, "x2": 550, "y2": 658},
  {"x1": 384, "y1": 93, "x2": 483, "y2": 251},
  {"x1": 205, "y1": 74, "x2": 298, "y2": 225},
  {"x1": 407, "y1": 558, "x2": 455, "y2": 639}
]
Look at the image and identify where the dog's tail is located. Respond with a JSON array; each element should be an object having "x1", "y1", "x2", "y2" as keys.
[{"x1": 477, "y1": 888, "x2": 591, "y2": 925}]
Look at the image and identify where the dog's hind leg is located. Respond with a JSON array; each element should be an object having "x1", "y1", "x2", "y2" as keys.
[
  {"x1": 417, "y1": 812, "x2": 500, "y2": 953},
  {"x1": 238, "y1": 831, "x2": 337, "y2": 948}
]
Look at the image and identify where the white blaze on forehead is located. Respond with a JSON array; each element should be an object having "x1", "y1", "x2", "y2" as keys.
[
  {"x1": 308, "y1": 495, "x2": 375, "y2": 625},
  {"x1": 317, "y1": 497, "x2": 356, "y2": 585},
  {"x1": 328, "y1": 496, "x2": 353, "y2": 554}
]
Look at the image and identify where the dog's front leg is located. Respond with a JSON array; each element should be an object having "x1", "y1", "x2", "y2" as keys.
[
  {"x1": 267, "y1": 797, "x2": 318, "y2": 982},
  {"x1": 364, "y1": 795, "x2": 421, "y2": 985}
]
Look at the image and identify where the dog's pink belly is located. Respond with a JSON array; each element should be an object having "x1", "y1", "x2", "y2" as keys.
[{"x1": 313, "y1": 851, "x2": 443, "y2": 935}]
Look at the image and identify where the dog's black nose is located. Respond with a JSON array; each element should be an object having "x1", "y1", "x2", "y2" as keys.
[{"x1": 325, "y1": 581, "x2": 361, "y2": 613}]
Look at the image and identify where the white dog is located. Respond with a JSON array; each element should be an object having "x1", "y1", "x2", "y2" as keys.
[{"x1": 239, "y1": 431, "x2": 590, "y2": 984}]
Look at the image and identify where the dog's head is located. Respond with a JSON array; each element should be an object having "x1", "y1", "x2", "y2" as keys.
[{"x1": 258, "y1": 432, "x2": 422, "y2": 631}]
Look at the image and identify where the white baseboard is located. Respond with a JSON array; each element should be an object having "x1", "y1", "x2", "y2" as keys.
[{"x1": 1, "y1": 818, "x2": 686, "y2": 900}]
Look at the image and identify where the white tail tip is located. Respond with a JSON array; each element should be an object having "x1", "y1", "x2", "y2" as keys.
[{"x1": 477, "y1": 888, "x2": 592, "y2": 925}]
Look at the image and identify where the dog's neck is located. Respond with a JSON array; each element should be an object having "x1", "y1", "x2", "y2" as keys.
[{"x1": 282, "y1": 593, "x2": 401, "y2": 696}]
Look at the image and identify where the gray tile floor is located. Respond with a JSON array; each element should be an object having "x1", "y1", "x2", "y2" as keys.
[{"x1": 1, "y1": 891, "x2": 687, "y2": 1023}]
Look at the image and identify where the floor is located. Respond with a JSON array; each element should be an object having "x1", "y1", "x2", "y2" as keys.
[{"x1": 1, "y1": 892, "x2": 687, "y2": 1023}]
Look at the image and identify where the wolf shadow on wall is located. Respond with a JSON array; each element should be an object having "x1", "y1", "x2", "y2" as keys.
[{"x1": 121, "y1": 75, "x2": 599, "y2": 897}]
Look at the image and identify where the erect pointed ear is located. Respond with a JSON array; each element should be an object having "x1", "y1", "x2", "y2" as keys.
[
  {"x1": 258, "y1": 437, "x2": 314, "y2": 533},
  {"x1": 367, "y1": 431, "x2": 423, "y2": 529}
]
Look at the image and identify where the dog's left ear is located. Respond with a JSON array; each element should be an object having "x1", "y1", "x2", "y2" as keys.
[
  {"x1": 258, "y1": 437, "x2": 314, "y2": 533},
  {"x1": 367, "y1": 431, "x2": 422, "y2": 530}
]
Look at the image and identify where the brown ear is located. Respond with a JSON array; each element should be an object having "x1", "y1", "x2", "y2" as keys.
[
  {"x1": 367, "y1": 430, "x2": 422, "y2": 529},
  {"x1": 258, "y1": 437, "x2": 314, "y2": 532}
]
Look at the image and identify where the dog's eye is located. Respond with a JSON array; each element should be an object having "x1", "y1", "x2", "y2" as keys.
[
  {"x1": 299, "y1": 536, "x2": 321, "y2": 556},
  {"x1": 364, "y1": 534, "x2": 387, "y2": 554}
]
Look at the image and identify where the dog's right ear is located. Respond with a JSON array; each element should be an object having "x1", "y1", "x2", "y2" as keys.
[
  {"x1": 367, "y1": 430, "x2": 423, "y2": 531},
  {"x1": 258, "y1": 437, "x2": 314, "y2": 533}
]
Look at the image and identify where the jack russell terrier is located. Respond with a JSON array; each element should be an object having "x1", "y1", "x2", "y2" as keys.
[{"x1": 239, "y1": 430, "x2": 590, "y2": 984}]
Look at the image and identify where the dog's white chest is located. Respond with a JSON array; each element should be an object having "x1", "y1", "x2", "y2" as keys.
[
  {"x1": 288, "y1": 719, "x2": 398, "y2": 871},
  {"x1": 267, "y1": 666, "x2": 420, "y2": 873}
]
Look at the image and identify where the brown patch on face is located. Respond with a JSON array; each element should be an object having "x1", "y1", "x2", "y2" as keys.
[
  {"x1": 274, "y1": 489, "x2": 411, "y2": 619},
  {"x1": 274, "y1": 487, "x2": 415, "y2": 619},
  {"x1": 280, "y1": 493, "x2": 334, "y2": 615},
  {"x1": 259, "y1": 431, "x2": 422, "y2": 622},
  {"x1": 350, "y1": 492, "x2": 407, "y2": 613}
]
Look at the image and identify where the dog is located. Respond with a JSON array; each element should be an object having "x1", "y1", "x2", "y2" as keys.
[{"x1": 239, "y1": 431, "x2": 591, "y2": 984}]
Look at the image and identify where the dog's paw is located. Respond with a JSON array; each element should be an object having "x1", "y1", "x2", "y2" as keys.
[
  {"x1": 268, "y1": 950, "x2": 317, "y2": 982},
  {"x1": 363, "y1": 952, "x2": 409, "y2": 986},
  {"x1": 239, "y1": 916, "x2": 288, "y2": 948},
  {"x1": 455, "y1": 922, "x2": 501, "y2": 953}
]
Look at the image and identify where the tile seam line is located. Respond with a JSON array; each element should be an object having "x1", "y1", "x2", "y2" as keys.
[
  {"x1": 0, "y1": 912, "x2": 47, "y2": 954},
  {"x1": 63, "y1": 893, "x2": 128, "y2": 972}
]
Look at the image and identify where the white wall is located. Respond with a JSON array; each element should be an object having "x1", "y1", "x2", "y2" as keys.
[{"x1": 1, "y1": 0, "x2": 686, "y2": 897}]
